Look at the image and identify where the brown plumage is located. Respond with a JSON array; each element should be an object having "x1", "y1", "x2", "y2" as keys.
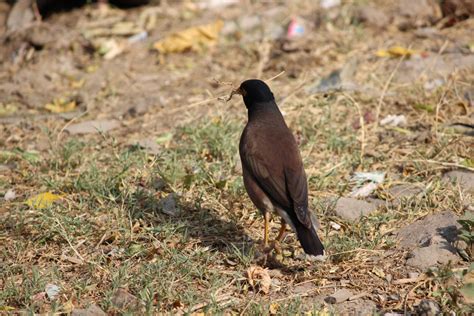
[{"x1": 233, "y1": 79, "x2": 324, "y2": 256}]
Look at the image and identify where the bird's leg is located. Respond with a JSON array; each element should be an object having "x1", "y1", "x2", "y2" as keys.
[
  {"x1": 263, "y1": 211, "x2": 270, "y2": 249},
  {"x1": 272, "y1": 220, "x2": 287, "y2": 254},
  {"x1": 275, "y1": 220, "x2": 287, "y2": 242}
]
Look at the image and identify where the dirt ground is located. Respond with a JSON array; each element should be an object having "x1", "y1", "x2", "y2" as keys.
[{"x1": 1, "y1": 0, "x2": 473, "y2": 315}]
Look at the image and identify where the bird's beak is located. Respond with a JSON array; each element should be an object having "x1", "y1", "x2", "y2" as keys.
[{"x1": 227, "y1": 87, "x2": 244, "y2": 101}]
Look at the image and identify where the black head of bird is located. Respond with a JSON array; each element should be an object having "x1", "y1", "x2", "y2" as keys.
[
  {"x1": 230, "y1": 79, "x2": 275, "y2": 109},
  {"x1": 233, "y1": 79, "x2": 325, "y2": 257}
]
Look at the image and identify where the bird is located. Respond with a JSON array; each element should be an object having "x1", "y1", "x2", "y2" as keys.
[{"x1": 231, "y1": 79, "x2": 324, "y2": 256}]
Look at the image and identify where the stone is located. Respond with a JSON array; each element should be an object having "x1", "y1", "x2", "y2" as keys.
[
  {"x1": 4, "y1": 189, "x2": 16, "y2": 201},
  {"x1": 158, "y1": 193, "x2": 179, "y2": 216},
  {"x1": 396, "y1": 0, "x2": 441, "y2": 30},
  {"x1": 396, "y1": 211, "x2": 460, "y2": 248},
  {"x1": 406, "y1": 241, "x2": 460, "y2": 269},
  {"x1": 354, "y1": 5, "x2": 390, "y2": 29},
  {"x1": 292, "y1": 282, "x2": 317, "y2": 295},
  {"x1": 71, "y1": 304, "x2": 107, "y2": 316},
  {"x1": 130, "y1": 137, "x2": 160, "y2": 155},
  {"x1": 65, "y1": 120, "x2": 120, "y2": 135},
  {"x1": 324, "y1": 288, "x2": 353, "y2": 304},
  {"x1": 396, "y1": 211, "x2": 462, "y2": 269},
  {"x1": 6, "y1": 0, "x2": 35, "y2": 32},
  {"x1": 415, "y1": 299, "x2": 441, "y2": 316},
  {"x1": 443, "y1": 170, "x2": 474, "y2": 192},
  {"x1": 111, "y1": 288, "x2": 141, "y2": 310},
  {"x1": 334, "y1": 197, "x2": 378, "y2": 221},
  {"x1": 388, "y1": 184, "x2": 423, "y2": 205},
  {"x1": 330, "y1": 299, "x2": 377, "y2": 315},
  {"x1": 0, "y1": 163, "x2": 16, "y2": 173},
  {"x1": 394, "y1": 54, "x2": 474, "y2": 86}
]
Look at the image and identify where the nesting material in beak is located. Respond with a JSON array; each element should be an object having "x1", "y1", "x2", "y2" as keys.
[{"x1": 226, "y1": 87, "x2": 245, "y2": 101}]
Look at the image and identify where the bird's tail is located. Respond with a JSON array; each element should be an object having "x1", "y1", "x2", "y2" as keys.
[{"x1": 295, "y1": 223, "x2": 324, "y2": 256}]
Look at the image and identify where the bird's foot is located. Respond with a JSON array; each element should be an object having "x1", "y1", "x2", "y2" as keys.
[{"x1": 262, "y1": 240, "x2": 282, "y2": 255}]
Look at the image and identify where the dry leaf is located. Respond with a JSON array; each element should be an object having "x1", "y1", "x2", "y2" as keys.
[
  {"x1": 44, "y1": 98, "x2": 76, "y2": 113},
  {"x1": 26, "y1": 192, "x2": 62, "y2": 209},
  {"x1": 269, "y1": 302, "x2": 279, "y2": 314},
  {"x1": 372, "y1": 266, "x2": 385, "y2": 278},
  {"x1": 62, "y1": 301, "x2": 75, "y2": 313},
  {"x1": 375, "y1": 46, "x2": 418, "y2": 58},
  {"x1": 246, "y1": 265, "x2": 271, "y2": 294},
  {"x1": 153, "y1": 20, "x2": 223, "y2": 54},
  {"x1": 0, "y1": 103, "x2": 18, "y2": 116}
]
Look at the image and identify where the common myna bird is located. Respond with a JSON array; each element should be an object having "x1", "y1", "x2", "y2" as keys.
[{"x1": 232, "y1": 79, "x2": 324, "y2": 256}]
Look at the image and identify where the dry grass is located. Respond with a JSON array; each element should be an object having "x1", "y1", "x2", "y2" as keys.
[{"x1": 1, "y1": 0, "x2": 473, "y2": 314}]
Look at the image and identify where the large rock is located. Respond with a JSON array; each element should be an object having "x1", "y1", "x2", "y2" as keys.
[
  {"x1": 335, "y1": 197, "x2": 378, "y2": 221},
  {"x1": 392, "y1": 54, "x2": 474, "y2": 88},
  {"x1": 65, "y1": 120, "x2": 120, "y2": 135},
  {"x1": 330, "y1": 299, "x2": 377, "y2": 315},
  {"x1": 396, "y1": 0, "x2": 441, "y2": 30},
  {"x1": 111, "y1": 288, "x2": 142, "y2": 310},
  {"x1": 388, "y1": 184, "x2": 423, "y2": 206},
  {"x1": 443, "y1": 170, "x2": 474, "y2": 192},
  {"x1": 406, "y1": 236, "x2": 460, "y2": 269},
  {"x1": 354, "y1": 5, "x2": 390, "y2": 29},
  {"x1": 395, "y1": 211, "x2": 461, "y2": 270}
]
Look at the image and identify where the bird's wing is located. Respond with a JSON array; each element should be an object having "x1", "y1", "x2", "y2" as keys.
[
  {"x1": 242, "y1": 153, "x2": 288, "y2": 208},
  {"x1": 241, "y1": 145, "x2": 312, "y2": 229},
  {"x1": 284, "y1": 166, "x2": 312, "y2": 229}
]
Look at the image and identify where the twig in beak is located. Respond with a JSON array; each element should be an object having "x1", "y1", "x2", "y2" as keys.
[{"x1": 226, "y1": 88, "x2": 242, "y2": 102}]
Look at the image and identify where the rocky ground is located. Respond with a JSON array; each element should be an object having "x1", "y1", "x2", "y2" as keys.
[{"x1": 1, "y1": 0, "x2": 473, "y2": 315}]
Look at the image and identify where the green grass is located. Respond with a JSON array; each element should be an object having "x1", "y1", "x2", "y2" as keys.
[{"x1": 1, "y1": 94, "x2": 472, "y2": 314}]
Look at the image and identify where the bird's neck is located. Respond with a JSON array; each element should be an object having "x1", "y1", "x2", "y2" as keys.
[{"x1": 247, "y1": 102, "x2": 284, "y2": 123}]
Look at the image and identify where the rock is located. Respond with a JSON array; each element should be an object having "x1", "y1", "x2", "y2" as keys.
[
  {"x1": 394, "y1": 54, "x2": 474, "y2": 86},
  {"x1": 306, "y1": 61, "x2": 358, "y2": 94},
  {"x1": 129, "y1": 137, "x2": 160, "y2": 155},
  {"x1": 354, "y1": 5, "x2": 390, "y2": 29},
  {"x1": 396, "y1": 211, "x2": 460, "y2": 248},
  {"x1": 388, "y1": 294, "x2": 401, "y2": 302},
  {"x1": 366, "y1": 198, "x2": 385, "y2": 208},
  {"x1": 334, "y1": 197, "x2": 378, "y2": 221},
  {"x1": 454, "y1": 239, "x2": 472, "y2": 261},
  {"x1": 443, "y1": 170, "x2": 474, "y2": 192},
  {"x1": 65, "y1": 120, "x2": 120, "y2": 135},
  {"x1": 396, "y1": 211, "x2": 461, "y2": 269},
  {"x1": 321, "y1": 0, "x2": 341, "y2": 10},
  {"x1": 415, "y1": 299, "x2": 441, "y2": 316},
  {"x1": 324, "y1": 288, "x2": 353, "y2": 304},
  {"x1": 292, "y1": 282, "x2": 317, "y2": 295},
  {"x1": 6, "y1": 0, "x2": 35, "y2": 32},
  {"x1": 388, "y1": 184, "x2": 423, "y2": 205},
  {"x1": 406, "y1": 241, "x2": 460, "y2": 269},
  {"x1": 4, "y1": 189, "x2": 16, "y2": 201},
  {"x1": 331, "y1": 299, "x2": 377, "y2": 315},
  {"x1": 396, "y1": 0, "x2": 441, "y2": 30},
  {"x1": 0, "y1": 163, "x2": 16, "y2": 173},
  {"x1": 27, "y1": 24, "x2": 56, "y2": 48},
  {"x1": 158, "y1": 193, "x2": 179, "y2": 216},
  {"x1": 111, "y1": 288, "x2": 141, "y2": 310},
  {"x1": 150, "y1": 176, "x2": 167, "y2": 191},
  {"x1": 71, "y1": 304, "x2": 107, "y2": 316},
  {"x1": 414, "y1": 27, "x2": 440, "y2": 38}
]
